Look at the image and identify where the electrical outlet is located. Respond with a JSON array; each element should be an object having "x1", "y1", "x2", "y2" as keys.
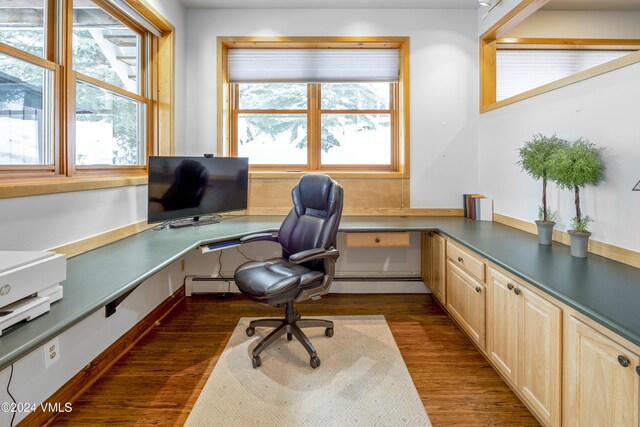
[
  {"x1": 44, "y1": 337, "x2": 60, "y2": 369},
  {"x1": 180, "y1": 259, "x2": 185, "y2": 272}
]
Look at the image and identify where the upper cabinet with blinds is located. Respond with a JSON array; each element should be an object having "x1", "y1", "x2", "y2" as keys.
[{"x1": 228, "y1": 48, "x2": 400, "y2": 83}]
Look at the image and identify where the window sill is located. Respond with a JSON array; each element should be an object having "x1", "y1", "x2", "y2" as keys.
[
  {"x1": 0, "y1": 174, "x2": 148, "y2": 199},
  {"x1": 249, "y1": 171, "x2": 407, "y2": 179}
]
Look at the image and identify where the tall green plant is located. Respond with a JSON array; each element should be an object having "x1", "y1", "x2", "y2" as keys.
[
  {"x1": 517, "y1": 134, "x2": 566, "y2": 222},
  {"x1": 547, "y1": 139, "x2": 606, "y2": 232}
]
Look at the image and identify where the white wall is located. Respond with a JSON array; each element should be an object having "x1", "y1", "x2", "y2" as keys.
[
  {"x1": 0, "y1": 186, "x2": 147, "y2": 251},
  {"x1": 505, "y1": 11, "x2": 640, "y2": 38},
  {"x1": 478, "y1": 61, "x2": 640, "y2": 251},
  {"x1": 184, "y1": 8, "x2": 479, "y2": 208}
]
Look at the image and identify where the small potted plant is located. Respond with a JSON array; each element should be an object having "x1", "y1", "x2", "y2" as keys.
[
  {"x1": 548, "y1": 139, "x2": 605, "y2": 257},
  {"x1": 517, "y1": 134, "x2": 566, "y2": 245}
]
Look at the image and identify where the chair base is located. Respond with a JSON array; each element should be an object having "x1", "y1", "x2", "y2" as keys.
[{"x1": 246, "y1": 302, "x2": 333, "y2": 369}]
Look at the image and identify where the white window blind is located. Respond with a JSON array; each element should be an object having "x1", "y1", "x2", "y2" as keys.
[
  {"x1": 228, "y1": 49, "x2": 400, "y2": 83},
  {"x1": 496, "y1": 49, "x2": 632, "y2": 101}
]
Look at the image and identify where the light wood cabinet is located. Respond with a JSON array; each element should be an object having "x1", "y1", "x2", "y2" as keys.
[
  {"x1": 487, "y1": 269, "x2": 519, "y2": 385},
  {"x1": 487, "y1": 268, "x2": 561, "y2": 427},
  {"x1": 346, "y1": 232, "x2": 410, "y2": 247},
  {"x1": 433, "y1": 236, "x2": 639, "y2": 427},
  {"x1": 447, "y1": 240, "x2": 485, "y2": 282},
  {"x1": 422, "y1": 232, "x2": 446, "y2": 304},
  {"x1": 564, "y1": 315, "x2": 640, "y2": 427},
  {"x1": 446, "y1": 260, "x2": 486, "y2": 349}
]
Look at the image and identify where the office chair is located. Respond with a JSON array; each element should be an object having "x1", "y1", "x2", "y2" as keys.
[{"x1": 234, "y1": 173, "x2": 344, "y2": 369}]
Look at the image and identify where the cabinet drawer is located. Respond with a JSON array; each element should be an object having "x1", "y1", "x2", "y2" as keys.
[
  {"x1": 447, "y1": 241, "x2": 485, "y2": 282},
  {"x1": 345, "y1": 232, "x2": 410, "y2": 247}
]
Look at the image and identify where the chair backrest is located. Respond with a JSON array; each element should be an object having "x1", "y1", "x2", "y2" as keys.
[{"x1": 278, "y1": 174, "x2": 344, "y2": 267}]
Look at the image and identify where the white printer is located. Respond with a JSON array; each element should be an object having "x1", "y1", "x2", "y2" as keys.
[{"x1": 0, "y1": 251, "x2": 66, "y2": 336}]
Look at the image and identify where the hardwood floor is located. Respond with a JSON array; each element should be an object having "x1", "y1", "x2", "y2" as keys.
[{"x1": 49, "y1": 293, "x2": 539, "y2": 426}]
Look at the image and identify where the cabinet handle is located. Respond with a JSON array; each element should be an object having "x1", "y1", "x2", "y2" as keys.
[
  {"x1": 475, "y1": 286, "x2": 482, "y2": 293},
  {"x1": 457, "y1": 256, "x2": 463, "y2": 262},
  {"x1": 507, "y1": 283, "x2": 514, "y2": 291},
  {"x1": 636, "y1": 366, "x2": 640, "y2": 376},
  {"x1": 618, "y1": 355, "x2": 630, "y2": 367},
  {"x1": 375, "y1": 237, "x2": 380, "y2": 243},
  {"x1": 513, "y1": 288, "x2": 521, "y2": 295}
]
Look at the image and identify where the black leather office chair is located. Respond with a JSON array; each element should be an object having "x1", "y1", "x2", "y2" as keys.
[{"x1": 234, "y1": 174, "x2": 344, "y2": 369}]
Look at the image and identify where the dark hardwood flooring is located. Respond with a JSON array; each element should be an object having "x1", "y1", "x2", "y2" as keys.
[{"x1": 49, "y1": 293, "x2": 539, "y2": 426}]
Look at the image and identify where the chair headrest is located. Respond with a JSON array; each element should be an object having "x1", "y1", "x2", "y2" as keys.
[{"x1": 295, "y1": 174, "x2": 338, "y2": 215}]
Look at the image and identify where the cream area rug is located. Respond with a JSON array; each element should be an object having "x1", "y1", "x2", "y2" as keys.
[{"x1": 185, "y1": 315, "x2": 431, "y2": 426}]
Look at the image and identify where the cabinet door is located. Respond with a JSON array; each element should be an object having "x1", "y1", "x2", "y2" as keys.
[
  {"x1": 564, "y1": 316, "x2": 640, "y2": 427},
  {"x1": 446, "y1": 260, "x2": 486, "y2": 349},
  {"x1": 487, "y1": 269, "x2": 519, "y2": 385},
  {"x1": 520, "y1": 287, "x2": 561, "y2": 427},
  {"x1": 432, "y1": 233, "x2": 446, "y2": 304},
  {"x1": 421, "y1": 232, "x2": 432, "y2": 289}
]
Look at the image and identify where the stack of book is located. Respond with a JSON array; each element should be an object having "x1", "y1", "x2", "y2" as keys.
[{"x1": 463, "y1": 194, "x2": 493, "y2": 221}]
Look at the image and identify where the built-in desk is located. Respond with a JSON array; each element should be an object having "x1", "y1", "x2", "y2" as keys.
[{"x1": 1, "y1": 215, "x2": 639, "y2": 371}]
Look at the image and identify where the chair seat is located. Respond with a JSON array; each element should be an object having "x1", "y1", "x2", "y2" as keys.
[{"x1": 235, "y1": 257, "x2": 324, "y2": 301}]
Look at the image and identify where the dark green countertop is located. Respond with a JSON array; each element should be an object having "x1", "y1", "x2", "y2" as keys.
[{"x1": 1, "y1": 216, "x2": 639, "y2": 369}]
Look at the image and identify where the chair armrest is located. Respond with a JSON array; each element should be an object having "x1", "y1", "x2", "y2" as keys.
[
  {"x1": 289, "y1": 247, "x2": 340, "y2": 264},
  {"x1": 240, "y1": 233, "x2": 279, "y2": 244}
]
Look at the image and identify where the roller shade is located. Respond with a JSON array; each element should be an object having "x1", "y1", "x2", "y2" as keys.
[
  {"x1": 228, "y1": 49, "x2": 400, "y2": 83},
  {"x1": 496, "y1": 49, "x2": 631, "y2": 101}
]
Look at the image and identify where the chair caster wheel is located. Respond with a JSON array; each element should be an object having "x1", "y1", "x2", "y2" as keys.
[
  {"x1": 246, "y1": 327, "x2": 255, "y2": 337},
  {"x1": 287, "y1": 332, "x2": 293, "y2": 341},
  {"x1": 252, "y1": 355, "x2": 262, "y2": 369},
  {"x1": 325, "y1": 327, "x2": 334, "y2": 337},
  {"x1": 310, "y1": 356, "x2": 321, "y2": 369}
]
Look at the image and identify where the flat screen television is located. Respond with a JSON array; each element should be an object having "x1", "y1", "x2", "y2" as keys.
[{"x1": 148, "y1": 156, "x2": 248, "y2": 225}]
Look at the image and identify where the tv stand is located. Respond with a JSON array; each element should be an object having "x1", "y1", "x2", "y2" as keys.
[{"x1": 168, "y1": 215, "x2": 221, "y2": 229}]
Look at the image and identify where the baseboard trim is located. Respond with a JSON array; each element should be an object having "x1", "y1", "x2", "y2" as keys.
[
  {"x1": 50, "y1": 220, "x2": 154, "y2": 258},
  {"x1": 493, "y1": 213, "x2": 640, "y2": 269},
  {"x1": 19, "y1": 287, "x2": 186, "y2": 427}
]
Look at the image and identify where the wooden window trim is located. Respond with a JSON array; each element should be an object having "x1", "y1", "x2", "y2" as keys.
[
  {"x1": 219, "y1": 36, "x2": 410, "y2": 179},
  {"x1": 0, "y1": 0, "x2": 175, "y2": 196},
  {"x1": 480, "y1": 0, "x2": 640, "y2": 113}
]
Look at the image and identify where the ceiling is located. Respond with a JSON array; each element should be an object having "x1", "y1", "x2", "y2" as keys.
[
  {"x1": 542, "y1": 0, "x2": 640, "y2": 11},
  {"x1": 179, "y1": 0, "x2": 479, "y2": 9}
]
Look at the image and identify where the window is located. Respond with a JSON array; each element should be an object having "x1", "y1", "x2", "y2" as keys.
[
  {"x1": 479, "y1": 2, "x2": 640, "y2": 112},
  {"x1": 0, "y1": 52, "x2": 54, "y2": 166},
  {"x1": 0, "y1": 0, "x2": 174, "y2": 189},
  {"x1": 224, "y1": 41, "x2": 407, "y2": 173},
  {"x1": 496, "y1": 45, "x2": 637, "y2": 102},
  {"x1": 72, "y1": 0, "x2": 148, "y2": 167},
  {"x1": 320, "y1": 82, "x2": 393, "y2": 167}
]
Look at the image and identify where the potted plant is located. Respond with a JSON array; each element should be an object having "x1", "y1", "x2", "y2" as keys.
[
  {"x1": 517, "y1": 134, "x2": 566, "y2": 245},
  {"x1": 548, "y1": 139, "x2": 606, "y2": 257}
]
